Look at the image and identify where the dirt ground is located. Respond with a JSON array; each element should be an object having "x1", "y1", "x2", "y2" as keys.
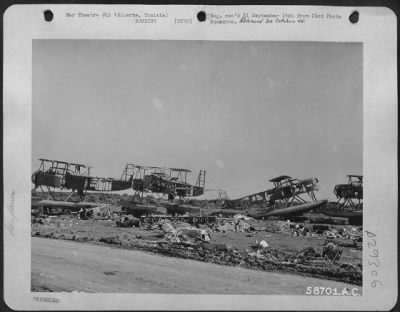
[
  {"x1": 31, "y1": 215, "x2": 362, "y2": 289},
  {"x1": 32, "y1": 237, "x2": 361, "y2": 294}
]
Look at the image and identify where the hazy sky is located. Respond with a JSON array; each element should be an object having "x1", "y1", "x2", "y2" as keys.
[{"x1": 33, "y1": 40, "x2": 362, "y2": 199}]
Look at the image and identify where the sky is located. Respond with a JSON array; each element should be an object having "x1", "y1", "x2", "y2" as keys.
[{"x1": 32, "y1": 40, "x2": 363, "y2": 200}]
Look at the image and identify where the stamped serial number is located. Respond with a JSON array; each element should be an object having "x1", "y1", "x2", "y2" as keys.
[
  {"x1": 365, "y1": 230, "x2": 383, "y2": 288},
  {"x1": 305, "y1": 286, "x2": 360, "y2": 296},
  {"x1": 33, "y1": 296, "x2": 60, "y2": 303}
]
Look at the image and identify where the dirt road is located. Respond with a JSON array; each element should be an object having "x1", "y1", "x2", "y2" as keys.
[{"x1": 32, "y1": 238, "x2": 361, "y2": 294}]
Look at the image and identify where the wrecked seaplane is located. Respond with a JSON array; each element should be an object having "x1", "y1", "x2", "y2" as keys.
[
  {"x1": 102, "y1": 164, "x2": 206, "y2": 197},
  {"x1": 31, "y1": 159, "x2": 92, "y2": 198},
  {"x1": 234, "y1": 175, "x2": 328, "y2": 219},
  {"x1": 313, "y1": 175, "x2": 363, "y2": 225},
  {"x1": 31, "y1": 158, "x2": 120, "y2": 216},
  {"x1": 333, "y1": 175, "x2": 363, "y2": 209},
  {"x1": 32, "y1": 158, "x2": 207, "y2": 217},
  {"x1": 32, "y1": 158, "x2": 206, "y2": 209},
  {"x1": 116, "y1": 164, "x2": 207, "y2": 216},
  {"x1": 32, "y1": 159, "x2": 206, "y2": 198}
]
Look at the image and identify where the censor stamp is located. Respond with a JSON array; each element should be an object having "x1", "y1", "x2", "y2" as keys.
[{"x1": 3, "y1": 4, "x2": 397, "y2": 311}]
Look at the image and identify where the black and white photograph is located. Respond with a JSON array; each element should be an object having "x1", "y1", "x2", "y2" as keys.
[
  {"x1": 30, "y1": 39, "x2": 363, "y2": 294},
  {"x1": 3, "y1": 5, "x2": 397, "y2": 311}
]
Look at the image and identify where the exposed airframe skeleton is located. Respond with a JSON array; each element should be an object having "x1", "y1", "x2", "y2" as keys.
[
  {"x1": 333, "y1": 175, "x2": 363, "y2": 209},
  {"x1": 31, "y1": 159, "x2": 91, "y2": 199},
  {"x1": 237, "y1": 175, "x2": 320, "y2": 208},
  {"x1": 235, "y1": 175, "x2": 326, "y2": 218},
  {"x1": 107, "y1": 164, "x2": 206, "y2": 198},
  {"x1": 32, "y1": 159, "x2": 206, "y2": 199}
]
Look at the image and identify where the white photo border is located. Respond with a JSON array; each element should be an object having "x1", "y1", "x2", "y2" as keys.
[{"x1": 3, "y1": 4, "x2": 397, "y2": 310}]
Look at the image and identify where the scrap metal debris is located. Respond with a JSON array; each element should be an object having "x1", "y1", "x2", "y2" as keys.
[
  {"x1": 161, "y1": 222, "x2": 211, "y2": 244},
  {"x1": 116, "y1": 215, "x2": 141, "y2": 228},
  {"x1": 31, "y1": 185, "x2": 363, "y2": 287}
]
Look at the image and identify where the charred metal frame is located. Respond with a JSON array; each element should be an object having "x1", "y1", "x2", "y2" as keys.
[
  {"x1": 32, "y1": 159, "x2": 90, "y2": 200},
  {"x1": 334, "y1": 175, "x2": 363, "y2": 209},
  {"x1": 237, "y1": 175, "x2": 320, "y2": 208},
  {"x1": 32, "y1": 159, "x2": 206, "y2": 199}
]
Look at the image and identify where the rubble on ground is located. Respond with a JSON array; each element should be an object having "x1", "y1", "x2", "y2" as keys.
[
  {"x1": 31, "y1": 210, "x2": 363, "y2": 286},
  {"x1": 116, "y1": 215, "x2": 141, "y2": 228},
  {"x1": 160, "y1": 222, "x2": 211, "y2": 244}
]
